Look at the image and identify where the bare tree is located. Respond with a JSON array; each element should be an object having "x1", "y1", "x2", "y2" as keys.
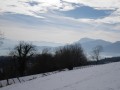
[
  {"x1": 91, "y1": 45, "x2": 103, "y2": 63},
  {"x1": 10, "y1": 41, "x2": 36, "y2": 76}
]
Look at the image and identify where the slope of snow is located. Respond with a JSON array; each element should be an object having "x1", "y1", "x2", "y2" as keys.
[
  {"x1": 0, "y1": 70, "x2": 65, "y2": 87},
  {"x1": 1, "y1": 62, "x2": 120, "y2": 90}
]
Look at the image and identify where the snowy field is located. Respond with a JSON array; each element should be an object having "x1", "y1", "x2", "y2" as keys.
[
  {"x1": 1, "y1": 62, "x2": 120, "y2": 90},
  {"x1": 0, "y1": 70, "x2": 67, "y2": 87},
  {"x1": 0, "y1": 65, "x2": 93, "y2": 87}
]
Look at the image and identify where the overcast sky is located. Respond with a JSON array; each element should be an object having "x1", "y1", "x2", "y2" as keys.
[{"x1": 0, "y1": 0, "x2": 120, "y2": 44}]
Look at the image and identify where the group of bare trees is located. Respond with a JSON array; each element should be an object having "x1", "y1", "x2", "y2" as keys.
[
  {"x1": 55, "y1": 44, "x2": 87, "y2": 70},
  {"x1": 12, "y1": 43, "x2": 87, "y2": 74},
  {"x1": 0, "y1": 31, "x2": 104, "y2": 84},
  {"x1": 0, "y1": 42, "x2": 88, "y2": 82}
]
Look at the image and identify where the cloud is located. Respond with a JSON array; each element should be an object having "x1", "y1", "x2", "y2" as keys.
[
  {"x1": 0, "y1": 12, "x2": 120, "y2": 44},
  {"x1": 0, "y1": 0, "x2": 120, "y2": 44},
  {"x1": 26, "y1": 1, "x2": 39, "y2": 6},
  {"x1": 0, "y1": 21, "x2": 84, "y2": 44},
  {"x1": 58, "y1": 6, "x2": 114, "y2": 19},
  {"x1": 0, "y1": 0, "x2": 120, "y2": 24}
]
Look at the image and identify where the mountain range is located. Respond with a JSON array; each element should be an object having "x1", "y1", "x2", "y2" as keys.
[
  {"x1": 0, "y1": 38, "x2": 120, "y2": 57},
  {"x1": 77, "y1": 38, "x2": 120, "y2": 57}
]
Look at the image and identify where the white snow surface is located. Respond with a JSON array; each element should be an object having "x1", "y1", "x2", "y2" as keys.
[{"x1": 1, "y1": 62, "x2": 120, "y2": 90}]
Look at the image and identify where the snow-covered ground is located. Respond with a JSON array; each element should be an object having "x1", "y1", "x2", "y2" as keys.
[
  {"x1": 1, "y1": 62, "x2": 120, "y2": 90},
  {"x1": 0, "y1": 70, "x2": 66, "y2": 87},
  {"x1": 0, "y1": 66, "x2": 93, "y2": 87}
]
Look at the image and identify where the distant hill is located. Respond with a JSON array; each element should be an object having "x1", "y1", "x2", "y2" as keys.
[
  {"x1": 76, "y1": 38, "x2": 120, "y2": 57},
  {"x1": 0, "y1": 38, "x2": 120, "y2": 57},
  {"x1": 78, "y1": 38, "x2": 94, "y2": 43},
  {"x1": 104, "y1": 41, "x2": 120, "y2": 53},
  {"x1": 77, "y1": 38, "x2": 111, "y2": 51}
]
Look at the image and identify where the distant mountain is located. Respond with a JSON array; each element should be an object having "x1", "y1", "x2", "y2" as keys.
[
  {"x1": 77, "y1": 38, "x2": 120, "y2": 57},
  {"x1": 78, "y1": 38, "x2": 94, "y2": 43},
  {"x1": 104, "y1": 41, "x2": 120, "y2": 53},
  {"x1": 1, "y1": 38, "x2": 120, "y2": 57},
  {"x1": 77, "y1": 38, "x2": 112, "y2": 52}
]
